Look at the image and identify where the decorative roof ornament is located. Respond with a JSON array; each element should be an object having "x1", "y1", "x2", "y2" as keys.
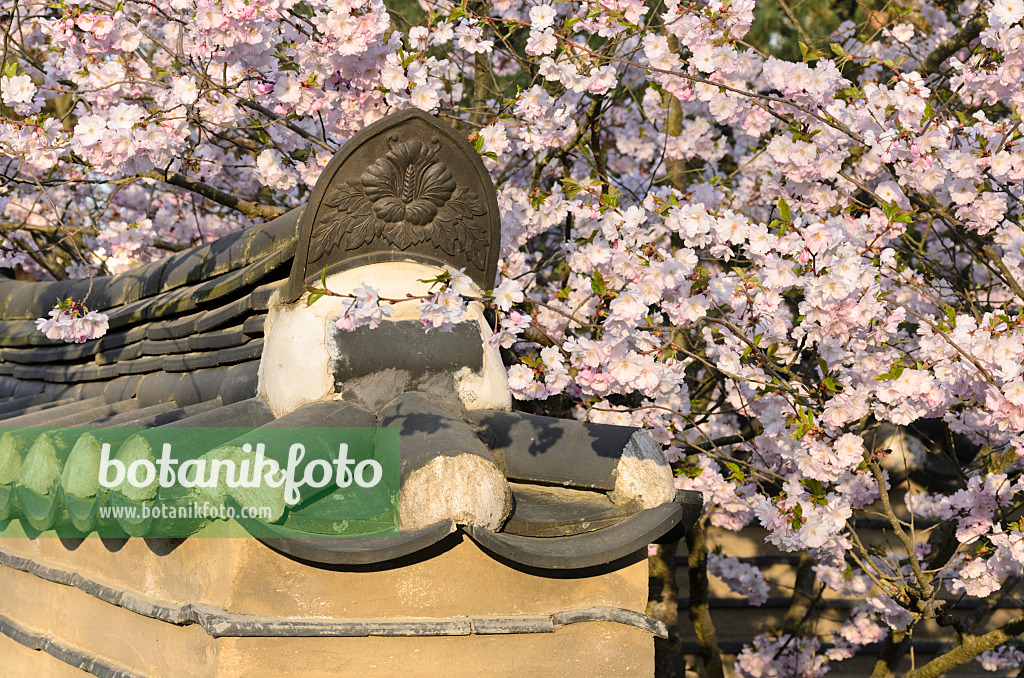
[{"x1": 285, "y1": 109, "x2": 501, "y2": 301}]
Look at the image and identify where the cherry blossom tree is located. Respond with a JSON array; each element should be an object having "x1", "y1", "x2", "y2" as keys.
[{"x1": 3, "y1": 0, "x2": 1024, "y2": 674}]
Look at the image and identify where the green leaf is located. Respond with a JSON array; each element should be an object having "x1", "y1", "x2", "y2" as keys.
[
  {"x1": 3, "y1": 61, "x2": 18, "y2": 78},
  {"x1": 830, "y1": 43, "x2": 845, "y2": 57},
  {"x1": 605, "y1": 184, "x2": 621, "y2": 208},
  {"x1": 306, "y1": 292, "x2": 324, "y2": 307},
  {"x1": 562, "y1": 177, "x2": 582, "y2": 200},
  {"x1": 725, "y1": 462, "x2": 746, "y2": 481},
  {"x1": 802, "y1": 478, "x2": 824, "y2": 495},
  {"x1": 778, "y1": 198, "x2": 791, "y2": 221}
]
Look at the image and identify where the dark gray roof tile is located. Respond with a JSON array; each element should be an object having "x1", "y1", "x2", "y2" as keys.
[
  {"x1": 78, "y1": 381, "x2": 108, "y2": 400},
  {"x1": 92, "y1": 400, "x2": 178, "y2": 426},
  {"x1": 0, "y1": 395, "x2": 77, "y2": 422},
  {"x1": 215, "y1": 339, "x2": 263, "y2": 365},
  {"x1": 470, "y1": 410, "x2": 635, "y2": 491},
  {"x1": 0, "y1": 376, "x2": 18, "y2": 397},
  {"x1": 195, "y1": 296, "x2": 251, "y2": 332},
  {"x1": 139, "y1": 338, "x2": 192, "y2": 356},
  {"x1": 217, "y1": 360, "x2": 260, "y2": 404},
  {"x1": 0, "y1": 393, "x2": 54, "y2": 417},
  {"x1": 12, "y1": 364, "x2": 49, "y2": 381},
  {"x1": 0, "y1": 345, "x2": 78, "y2": 365},
  {"x1": 1, "y1": 280, "x2": 63, "y2": 319},
  {"x1": 161, "y1": 351, "x2": 219, "y2": 372},
  {"x1": 378, "y1": 392, "x2": 495, "y2": 478},
  {"x1": 46, "y1": 398, "x2": 140, "y2": 427},
  {"x1": 245, "y1": 207, "x2": 301, "y2": 261},
  {"x1": 0, "y1": 395, "x2": 107, "y2": 426},
  {"x1": 249, "y1": 280, "x2": 285, "y2": 311},
  {"x1": 102, "y1": 398, "x2": 223, "y2": 427},
  {"x1": 259, "y1": 519, "x2": 457, "y2": 566},
  {"x1": 136, "y1": 371, "x2": 184, "y2": 407},
  {"x1": 91, "y1": 257, "x2": 169, "y2": 312},
  {"x1": 0, "y1": 320, "x2": 56, "y2": 347},
  {"x1": 146, "y1": 286, "x2": 197, "y2": 319},
  {"x1": 261, "y1": 399, "x2": 376, "y2": 429},
  {"x1": 95, "y1": 342, "x2": 144, "y2": 365},
  {"x1": 241, "y1": 315, "x2": 265, "y2": 336},
  {"x1": 187, "y1": 327, "x2": 247, "y2": 351},
  {"x1": 172, "y1": 367, "x2": 228, "y2": 407},
  {"x1": 50, "y1": 363, "x2": 120, "y2": 383},
  {"x1": 158, "y1": 396, "x2": 273, "y2": 428},
  {"x1": 44, "y1": 383, "x2": 80, "y2": 400},
  {"x1": 503, "y1": 483, "x2": 637, "y2": 538},
  {"x1": 95, "y1": 325, "x2": 144, "y2": 352},
  {"x1": 105, "y1": 296, "x2": 160, "y2": 329},
  {"x1": 112, "y1": 355, "x2": 164, "y2": 376},
  {"x1": 102, "y1": 375, "x2": 143, "y2": 403},
  {"x1": 465, "y1": 503, "x2": 684, "y2": 570},
  {"x1": 11, "y1": 379, "x2": 45, "y2": 398},
  {"x1": 159, "y1": 241, "x2": 214, "y2": 291},
  {"x1": 145, "y1": 313, "x2": 201, "y2": 340}
]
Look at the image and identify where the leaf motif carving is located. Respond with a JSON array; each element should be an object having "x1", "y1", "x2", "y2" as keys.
[
  {"x1": 307, "y1": 139, "x2": 491, "y2": 274},
  {"x1": 342, "y1": 206, "x2": 378, "y2": 250},
  {"x1": 432, "y1": 214, "x2": 459, "y2": 256},
  {"x1": 309, "y1": 212, "x2": 344, "y2": 263},
  {"x1": 382, "y1": 220, "x2": 413, "y2": 249},
  {"x1": 309, "y1": 182, "x2": 374, "y2": 262},
  {"x1": 423, "y1": 186, "x2": 488, "y2": 264}
]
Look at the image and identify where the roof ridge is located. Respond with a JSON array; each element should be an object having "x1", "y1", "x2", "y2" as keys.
[{"x1": 0, "y1": 206, "x2": 302, "y2": 322}]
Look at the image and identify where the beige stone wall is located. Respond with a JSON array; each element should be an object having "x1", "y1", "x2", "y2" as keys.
[{"x1": 0, "y1": 525, "x2": 654, "y2": 677}]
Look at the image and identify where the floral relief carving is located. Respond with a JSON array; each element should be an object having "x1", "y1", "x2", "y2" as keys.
[{"x1": 309, "y1": 135, "x2": 489, "y2": 267}]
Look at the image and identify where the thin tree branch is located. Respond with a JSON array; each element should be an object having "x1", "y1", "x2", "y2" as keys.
[
  {"x1": 776, "y1": 0, "x2": 813, "y2": 46},
  {"x1": 919, "y1": 9, "x2": 988, "y2": 77},
  {"x1": 235, "y1": 97, "x2": 335, "y2": 151},
  {"x1": 143, "y1": 170, "x2": 286, "y2": 220},
  {"x1": 686, "y1": 519, "x2": 726, "y2": 678},
  {"x1": 902, "y1": 614, "x2": 1024, "y2": 678}
]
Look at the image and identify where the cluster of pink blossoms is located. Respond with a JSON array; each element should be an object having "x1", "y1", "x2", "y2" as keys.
[
  {"x1": 735, "y1": 633, "x2": 828, "y2": 678},
  {"x1": 707, "y1": 553, "x2": 770, "y2": 606},
  {"x1": 34, "y1": 304, "x2": 109, "y2": 344}
]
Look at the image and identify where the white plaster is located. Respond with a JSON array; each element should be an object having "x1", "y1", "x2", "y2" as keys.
[
  {"x1": 258, "y1": 262, "x2": 511, "y2": 417},
  {"x1": 400, "y1": 453, "x2": 513, "y2": 531},
  {"x1": 612, "y1": 430, "x2": 676, "y2": 509},
  {"x1": 454, "y1": 312, "x2": 512, "y2": 411},
  {"x1": 258, "y1": 287, "x2": 335, "y2": 418},
  {"x1": 876, "y1": 427, "x2": 927, "y2": 475}
]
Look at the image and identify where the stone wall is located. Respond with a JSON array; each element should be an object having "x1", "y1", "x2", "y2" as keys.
[{"x1": 0, "y1": 523, "x2": 655, "y2": 677}]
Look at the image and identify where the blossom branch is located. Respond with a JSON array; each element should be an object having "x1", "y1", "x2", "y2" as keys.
[
  {"x1": 143, "y1": 169, "x2": 286, "y2": 220},
  {"x1": 902, "y1": 613, "x2": 1024, "y2": 678}
]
